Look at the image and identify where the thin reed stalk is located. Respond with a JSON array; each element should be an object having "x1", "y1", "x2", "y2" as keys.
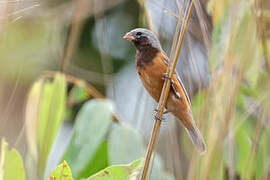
[
  {"x1": 244, "y1": 110, "x2": 266, "y2": 179},
  {"x1": 140, "y1": 1, "x2": 194, "y2": 179},
  {"x1": 60, "y1": 0, "x2": 91, "y2": 72}
]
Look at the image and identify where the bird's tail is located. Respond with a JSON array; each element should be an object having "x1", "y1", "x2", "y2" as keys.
[{"x1": 185, "y1": 125, "x2": 206, "y2": 155}]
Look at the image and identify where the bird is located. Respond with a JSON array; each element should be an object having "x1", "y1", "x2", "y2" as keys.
[{"x1": 123, "y1": 28, "x2": 206, "y2": 154}]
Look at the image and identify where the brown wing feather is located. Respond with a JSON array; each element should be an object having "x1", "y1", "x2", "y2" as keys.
[
  {"x1": 159, "y1": 52, "x2": 206, "y2": 154},
  {"x1": 159, "y1": 52, "x2": 191, "y2": 106}
]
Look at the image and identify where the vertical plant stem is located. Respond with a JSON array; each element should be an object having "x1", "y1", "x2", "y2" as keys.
[
  {"x1": 169, "y1": 0, "x2": 186, "y2": 61},
  {"x1": 256, "y1": 0, "x2": 270, "y2": 74},
  {"x1": 140, "y1": 1, "x2": 194, "y2": 179},
  {"x1": 244, "y1": 110, "x2": 266, "y2": 179},
  {"x1": 61, "y1": 0, "x2": 90, "y2": 72},
  {"x1": 140, "y1": 119, "x2": 162, "y2": 180},
  {"x1": 228, "y1": 118, "x2": 235, "y2": 180}
]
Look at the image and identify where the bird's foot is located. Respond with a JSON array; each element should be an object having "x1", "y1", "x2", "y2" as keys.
[
  {"x1": 154, "y1": 113, "x2": 165, "y2": 121},
  {"x1": 154, "y1": 109, "x2": 169, "y2": 121},
  {"x1": 162, "y1": 73, "x2": 181, "y2": 99},
  {"x1": 162, "y1": 73, "x2": 170, "y2": 80},
  {"x1": 154, "y1": 109, "x2": 169, "y2": 114}
]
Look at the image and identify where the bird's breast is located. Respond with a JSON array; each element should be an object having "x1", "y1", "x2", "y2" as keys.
[{"x1": 136, "y1": 53, "x2": 167, "y2": 101}]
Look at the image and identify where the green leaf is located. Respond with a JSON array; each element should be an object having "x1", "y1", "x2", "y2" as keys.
[
  {"x1": 49, "y1": 161, "x2": 73, "y2": 180},
  {"x1": 0, "y1": 139, "x2": 26, "y2": 180},
  {"x1": 78, "y1": 140, "x2": 109, "y2": 178},
  {"x1": 25, "y1": 80, "x2": 43, "y2": 160},
  {"x1": 252, "y1": 121, "x2": 270, "y2": 179},
  {"x1": 108, "y1": 125, "x2": 145, "y2": 165},
  {"x1": 38, "y1": 74, "x2": 67, "y2": 177},
  {"x1": 108, "y1": 124, "x2": 174, "y2": 180},
  {"x1": 234, "y1": 112, "x2": 253, "y2": 179},
  {"x1": 25, "y1": 73, "x2": 67, "y2": 177},
  {"x1": 63, "y1": 99, "x2": 113, "y2": 179},
  {"x1": 86, "y1": 158, "x2": 144, "y2": 180},
  {"x1": 69, "y1": 85, "x2": 90, "y2": 104}
]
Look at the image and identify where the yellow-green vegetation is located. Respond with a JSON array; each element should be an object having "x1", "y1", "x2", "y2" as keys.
[
  {"x1": 0, "y1": 139, "x2": 25, "y2": 180},
  {"x1": 0, "y1": 0, "x2": 269, "y2": 180},
  {"x1": 86, "y1": 158, "x2": 144, "y2": 180},
  {"x1": 49, "y1": 161, "x2": 73, "y2": 180},
  {"x1": 189, "y1": 1, "x2": 270, "y2": 179}
]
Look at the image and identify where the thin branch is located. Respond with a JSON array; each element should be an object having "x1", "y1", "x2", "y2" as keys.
[
  {"x1": 243, "y1": 109, "x2": 266, "y2": 179},
  {"x1": 258, "y1": 0, "x2": 270, "y2": 74},
  {"x1": 140, "y1": 1, "x2": 194, "y2": 180},
  {"x1": 169, "y1": 0, "x2": 186, "y2": 62},
  {"x1": 61, "y1": 0, "x2": 91, "y2": 72}
]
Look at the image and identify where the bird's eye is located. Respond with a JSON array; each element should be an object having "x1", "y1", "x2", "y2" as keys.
[{"x1": 136, "y1": 32, "x2": 142, "y2": 36}]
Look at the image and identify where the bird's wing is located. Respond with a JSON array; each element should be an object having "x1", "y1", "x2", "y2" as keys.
[
  {"x1": 175, "y1": 71, "x2": 192, "y2": 106},
  {"x1": 160, "y1": 51, "x2": 192, "y2": 106}
]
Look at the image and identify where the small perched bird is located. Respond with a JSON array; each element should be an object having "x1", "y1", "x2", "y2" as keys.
[{"x1": 123, "y1": 28, "x2": 206, "y2": 154}]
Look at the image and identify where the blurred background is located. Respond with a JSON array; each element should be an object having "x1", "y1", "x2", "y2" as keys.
[{"x1": 0, "y1": 0, "x2": 270, "y2": 179}]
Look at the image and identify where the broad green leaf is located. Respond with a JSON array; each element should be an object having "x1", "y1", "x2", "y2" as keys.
[
  {"x1": 108, "y1": 124, "x2": 174, "y2": 180},
  {"x1": 0, "y1": 139, "x2": 25, "y2": 180},
  {"x1": 86, "y1": 158, "x2": 144, "y2": 180},
  {"x1": 25, "y1": 73, "x2": 67, "y2": 177},
  {"x1": 234, "y1": 112, "x2": 253, "y2": 179},
  {"x1": 63, "y1": 99, "x2": 113, "y2": 179},
  {"x1": 108, "y1": 125, "x2": 145, "y2": 165},
  {"x1": 25, "y1": 80, "x2": 42, "y2": 160},
  {"x1": 78, "y1": 141, "x2": 109, "y2": 178},
  {"x1": 38, "y1": 74, "x2": 67, "y2": 177},
  {"x1": 49, "y1": 161, "x2": 73, "y2": 180}
]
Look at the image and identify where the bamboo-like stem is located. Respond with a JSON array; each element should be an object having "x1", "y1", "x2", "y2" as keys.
[
  {"x1": 140, "y1": 1, "x2": 194, "y2": 180},
  {"x1": 169, "y1": 0, "x2": 186, "y2": 61}
]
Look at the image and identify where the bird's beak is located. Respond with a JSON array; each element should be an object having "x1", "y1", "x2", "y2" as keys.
[{"x1": 123, "y1": 32, "x2": 135, "y2": 41}]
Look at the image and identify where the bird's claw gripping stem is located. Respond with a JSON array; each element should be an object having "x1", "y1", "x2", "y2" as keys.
[
  {"x1": 154, "y1": 114, "x2": 164, "y2": 121},
  {"x1": 154, "y1": 109, "x2": 169, "y2": 114},
  {"x1": 162, "y1": 73, "x2": 170, "y2": 80},
  {"x1": 154, "y1": 109, "x2": 169, "y2": 121},
  {"x1": 162, "y1": 73, "x2": 181, "y2": 99}
]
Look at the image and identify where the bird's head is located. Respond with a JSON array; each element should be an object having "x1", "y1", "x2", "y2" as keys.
[{"x1": 123, "y1": 28, "x2": 161, "y2": 51}]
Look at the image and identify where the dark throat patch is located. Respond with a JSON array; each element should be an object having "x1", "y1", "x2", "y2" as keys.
[{"x1": 135, "y1": 47, "x2": 159, "y2": 68}]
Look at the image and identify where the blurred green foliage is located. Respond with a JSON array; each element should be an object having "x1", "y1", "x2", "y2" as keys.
[
  {"x1": 62, "y1": 100, "x2": 113, "y2": 179},
  {"x1": 0, "y1": 139, "x2": 25, "y2": 180},
  {"x1": 49, "y1": 161, "x2": 73, "y2": 180},
  {"x1": 1, "y1": 0, "x2": 270, "y2": 179},
  {"x1": 25, "y1": 73, "x2": 67, "y2": 177},
  {"x1": 86, "y1": 158, "x2": 144, "y2": 180}
]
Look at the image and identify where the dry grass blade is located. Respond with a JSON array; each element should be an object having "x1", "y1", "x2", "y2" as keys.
[
  {"x1": 244, "y1": 110, "x2": 266, "y2": 179},
  {"x1": 140, "y1": 1, "x2": 195, "y2": 180},
  {"x1": 168, "y1": 0, "x2": 186, "y2": 62},
  {"x1": 61, "y1": 0, "x2": 91, "y2": 72},
  {"x1": 255, "y1": 0, "x2": 270, "y2": 74}
]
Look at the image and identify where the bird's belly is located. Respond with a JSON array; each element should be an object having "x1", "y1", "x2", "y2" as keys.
[
  {"x1": 136, "y1": 61, "x2": 192, "y2": 128},
  {"x1": 137, "y1": 63, "x2": 166, "y2": 102},
  {"x1": 138, "y1": 69, "x2": 185, "y2": 117}
]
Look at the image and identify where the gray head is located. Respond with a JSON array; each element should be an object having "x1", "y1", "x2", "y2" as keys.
[{"x1": 123, "y1": 28, "x2": 162, "y2": 51}]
